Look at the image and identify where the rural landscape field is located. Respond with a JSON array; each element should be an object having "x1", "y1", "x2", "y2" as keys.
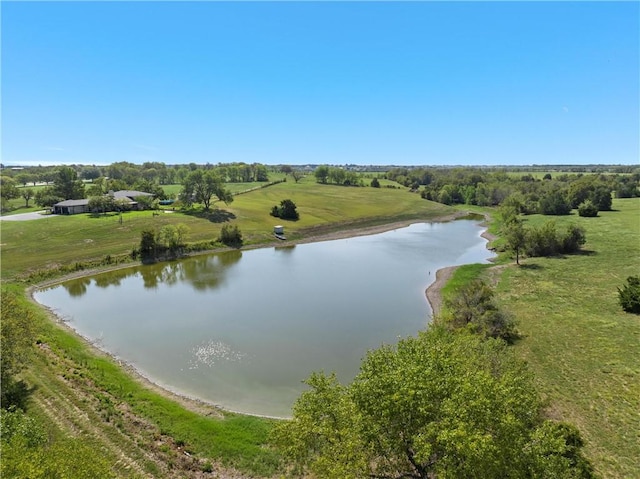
[
  {"x1": 1, "y1": 162, "x2": 639, "y2": 478},
  {"x1": 3, "y1": 2, "x2": 638, "y2": 478}
]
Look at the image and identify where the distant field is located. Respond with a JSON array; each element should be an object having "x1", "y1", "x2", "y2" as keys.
[
  {"x1": 0, "y1": 176, "x2": 452, "y2": 280},
  {"x1": 496, "y1": 198, "x2": 640, "y2": 478}
]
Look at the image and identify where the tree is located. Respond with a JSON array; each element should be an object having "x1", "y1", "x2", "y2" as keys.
[
  {"x1": 291, "y1": 170, "x2": 304, "y2": 183},
  {"x1": 158, "y1": 224, "x2": 189, "y2": 253},
  {"x1": 370, "y1": 177, "x2": 380, "y2": 188},
  {"x1": 271, "y1": 199, "x2": 299, "y2": 220},
  {"x1": 181, "y1": 169, "x2": 233, "y2": 210},
  {"x1": 139, "y1": 230, "x2": 157, "y2": 262},
  {"x1": 314, "y1": 165, "x2": 329, "y2": 184},
  {"x1": 20, "y1": 189, "x2": 34, "y2": 208},
  {"x1": 618, "y1": 276, "x2": 640, "y2": 314},
  {"x1": 503, "y1": 217, "x2": 528, "y2": 265},
  {"x1": 34, "y1": 188, "x2": 63, "y2": 209},
  {"x1": 273, "y1": 328, "x2": 592, "y2": 478},
  {"x1": 539, "y1": 190, "x2": 571, "y2": 215},
  {"x1": 52, "y1": 166, "x2": 85, "y2": 200}
]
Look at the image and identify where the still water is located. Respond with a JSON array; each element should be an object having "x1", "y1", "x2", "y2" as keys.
[{"x1": 35, "y1": 220, "x2": 492, "y2": 417}]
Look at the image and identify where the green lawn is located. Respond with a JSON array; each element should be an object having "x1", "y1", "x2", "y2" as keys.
[{"x1": 495, "y1": 198, "x2": 640, "y2": 478}]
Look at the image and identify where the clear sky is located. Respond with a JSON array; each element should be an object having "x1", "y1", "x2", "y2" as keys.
[{"x1": 2, "y1": 1, "x2": 638, "y2": 167}]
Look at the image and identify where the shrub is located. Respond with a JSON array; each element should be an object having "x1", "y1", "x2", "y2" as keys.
[
  {"x1": 577, "y1": 200, "x2": 598, "y2": 217},
  {"x1": 370, "y1": 177, "x2": 380, "y2": 188},
  {"x1": 219, "y1": 224, "x2": 243, "y2": 247},
  {"x1": 270, "y1": 199, "x2": 299, "y2": 220},
  {"x1": 618, "y1": 276, "x2": 640, "y2": 314}
]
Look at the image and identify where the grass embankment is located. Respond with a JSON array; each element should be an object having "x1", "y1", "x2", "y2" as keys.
[
  {"x1": 2, "y1": 179, "x2": 454, "y2": 477},
  {"x1": 492, "y1": 198, "x2": 639, "y2": 478}
]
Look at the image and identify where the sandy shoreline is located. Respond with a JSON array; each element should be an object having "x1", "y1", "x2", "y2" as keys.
[{"x1": 28, "y1": 210, "x2": 493, "y2": 419}]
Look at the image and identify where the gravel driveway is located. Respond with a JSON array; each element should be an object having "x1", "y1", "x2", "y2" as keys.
[{"x1": 0, "y1": 211, "x2": 59, "y2": 221}]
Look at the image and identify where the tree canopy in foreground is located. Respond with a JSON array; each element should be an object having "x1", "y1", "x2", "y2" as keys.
[{"x1": 272, "y1": 327, "x2": 593, "y2": 479}]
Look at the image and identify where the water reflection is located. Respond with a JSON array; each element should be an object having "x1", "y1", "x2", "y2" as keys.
[{"x1": 64, "y1": 250, "x2": 243, "y2": 296}]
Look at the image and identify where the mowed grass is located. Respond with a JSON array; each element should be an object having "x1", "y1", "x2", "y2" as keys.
[
  {"x1": 495, "y1": 198, "x2": 640, "y2": 478},
  {"x1": 0, "y1": 177, "x2": 452, "y2": 280}
]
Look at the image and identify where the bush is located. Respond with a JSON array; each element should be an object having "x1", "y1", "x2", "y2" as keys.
[
  {"x1": 577, "y1": 200, "x2": 598, "y2": 217},
  {"x1": 618, "y1": 276, "x2": 640, "y2": 314},
  {"x1": 219, "y1": 224, "x2": 243, "y2": 247},
  {"x1": 442, "y1": 280, "x2": 518, "y2": 342},
  {"x1": 370, "y1": 177, "x2": 380, "y2": 188},
  {"x1": 270, "y1": 199, "x2": 299, "y2": 220}
]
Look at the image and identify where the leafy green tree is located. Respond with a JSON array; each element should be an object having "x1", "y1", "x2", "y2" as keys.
[
  {"x1": 314, "y1": 165, "x2": 329, "y2": 184},
  {"x1": 539, "y1": 190, "x2": 571, "y2": 215},
  {"x1": 370, "y1": 177, "x2": 380, "y2": 188},
  {"x1": 52, "y1": 166, "x2": 85, "y2": 200},
  {"x1": 503, "y1": 218, "x2": 528, "y2": 265},
  {"x1": 139, "y1": 230, "x2": 157, "y2": 262},
  {"x1": 0, "y1": 177, "x2": 19, "y2": 211},
  {"x1": 158, "y1": 224, "x2": 189, "y2": 253},
  {"x1": 21, "y1": 188, "x2": 35, "y2": 208},
  {"x1": 181, "y1": 169, "x2": 233, "y2": 210},
  {"x1": 271, "y1": 199, "x2": 299, "y2": 220},
  {"x1": 618, "y1": 276, "x2": 640, "y2": 314},
  {"x1": 34, "y1": 188, "x2": 63, "y2": 209},
  {"x1": 273, "y1": 328, "x2": 592, "y2": 478}
]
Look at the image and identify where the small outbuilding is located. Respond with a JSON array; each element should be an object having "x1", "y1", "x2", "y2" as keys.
[
  {"x1": 274, "y1": 225, "x2": 286, "y2": 240},
  {"x1": 53, "y1": 199, "x2": 90, "y2": 215}
]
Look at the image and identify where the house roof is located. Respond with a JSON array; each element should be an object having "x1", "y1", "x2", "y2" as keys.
[
  {"x1": 112, "y1": 190, "x2": 154, "y2": 199},
  {"x1": 54, "y1": 199, "x2": 90, "y2": 207}
]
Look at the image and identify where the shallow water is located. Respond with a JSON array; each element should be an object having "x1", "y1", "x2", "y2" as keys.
[{"x1": 35, "y1": 220, "x2": 492, "y2": 417}]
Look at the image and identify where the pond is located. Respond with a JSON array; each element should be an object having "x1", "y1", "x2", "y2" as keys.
[{"x1": 35, "y1": 219, "x2": 492, "y2": 417}]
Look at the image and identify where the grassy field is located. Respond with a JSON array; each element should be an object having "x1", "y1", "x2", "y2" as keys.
[
  {"x1": 494, "y1": 198, "x2": 640, "y2": 478},
  {"x1": 1, "y1": 177, "x2": 453, "y2": 280}
]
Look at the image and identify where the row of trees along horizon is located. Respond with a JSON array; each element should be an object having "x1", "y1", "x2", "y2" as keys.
[{"x1": 0, "y1": 162, "x2": 638, "y2": 215}]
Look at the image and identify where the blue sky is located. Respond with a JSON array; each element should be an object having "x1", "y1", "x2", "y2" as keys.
[{"x1": 2, "y1": 2, "x2": 638, "y2": 167}]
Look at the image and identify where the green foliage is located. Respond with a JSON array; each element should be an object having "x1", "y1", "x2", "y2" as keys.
[
  {"x1": 219, "y1": 224, "x2": 243, "y2": 247},
  {"x1": 370, "y1": 177, "x2": 380, "y2": 188},
  {"x1": 578, "y1": 200, "x2": 598, "y2": 217},
  {"x1": 442, "y1": 279, "x2": 518, "y2": 341},
  {"x1": 139, "y1": 229, "x2": 157, "y2": 261},
  {"x1": 158, "y1": 223, "x2": 190, "y2": 252},
  {"x1": 273, "y1": 328, "x2": 592, "y2": 478},
  {"x1": 52, "y1": 166, "x2": 85, "y2": 200},
  {"x1": 1, "y1": 434, "x2": 116, "y2": 478},
  {"x1": 525, "y1": 221, "x2": 586, "y2": 257},
  {"x1": 539, "y1": 190, "x2": 572, "y2": 215},
  {"x1": 1, "y1": 288, "x2": 37, "y2": 408},
  {"x1": 34, "y1": 187, "x2": 63, "y2": 208},
  {"x1": 1, "y1": 407, "x2": 47, "y2": 448},
  {"x1": 617, "y1": 275, "x2": 640, "y2": 314},
  {"x1": 270, "y1": 199, "x2": 299, "y2": 220},
  {"x1": 181, "y1": 169, "x2": 233, "y2": 210},
  {"x1": 314, "y1": 165, "x2": 330, "y2": 184}
]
